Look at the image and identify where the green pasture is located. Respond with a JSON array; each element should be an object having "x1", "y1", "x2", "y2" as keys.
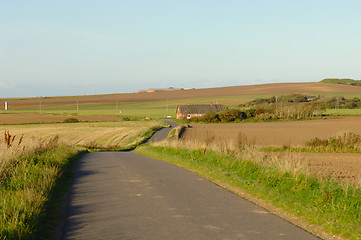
[
  {"x1": 324, "y1": 108, "x2": 361, "y2": 116},
  {"x1": 0, "y1": 95, "x2": 265, "y2": 118}
]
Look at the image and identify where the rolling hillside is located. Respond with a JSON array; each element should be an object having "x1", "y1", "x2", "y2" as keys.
[{"x1": 3, "y1": 81, "x2": 361, "y2": 109}]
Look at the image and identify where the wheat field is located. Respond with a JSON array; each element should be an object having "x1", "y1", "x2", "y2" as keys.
[{"x1": 0, "y1": 120, "x2": 167, "y2": 149}]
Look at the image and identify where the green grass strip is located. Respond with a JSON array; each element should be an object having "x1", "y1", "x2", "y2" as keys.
[
  {"x1": 135, "y1": 145, "x2": 361, "y2": 240},
  {"x1": 0, "y1": 145, "x2": 86, "y2": 240}
]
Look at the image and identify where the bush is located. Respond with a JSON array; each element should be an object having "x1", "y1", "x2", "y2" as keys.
[
  {"x1": 200, "y1": 113, "x2": 221, "y2": 123},
  {"x1": 306, "y1": 132, "x2": 361, "y2": 151},
  {"x1": 63, "y1": 117, "x2": 80, "y2": 123},
  {"x1": 255, "y1": 112, "x2": 277, "y2": 121},
  {"x1": 291, "y1": 94, "x2": 308, "y2": 103},
  {"x1": 188, "y1": 113, "x2": 220, "y2": 123},
  {"x1": 218, "y1": 109, "x2": 247, "y2": 122},
  {"x1": 243, "y1": 109, "x2": 256, "y2": 118},
  {"x1": 247, "y1": 96, "x2": 276, "y2": 106},
  {"x1": 188, "y1": 116, "x2": 198, "y2": 123}
]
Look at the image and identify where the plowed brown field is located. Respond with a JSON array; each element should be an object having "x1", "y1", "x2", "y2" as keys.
[
  {"x1": 181, "y1": 117, "x2": 361, "y2": 184},
  {"x1": 181, "y1": 117, "x2": 361, "y2": 146},
  {"x1": 301, "y1": 152, "x2": 361, "y2": 184},
  {"x1": 265, "y1": 152, "x2": 361, "y2": 185},
  {"x1": 3, "y1": 82, "x2": 361, "y2": 109}
]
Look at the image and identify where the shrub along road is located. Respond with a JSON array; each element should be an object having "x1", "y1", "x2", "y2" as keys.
[{"x1": 62, "y1": 151, "x2": 320, "y2": 240}]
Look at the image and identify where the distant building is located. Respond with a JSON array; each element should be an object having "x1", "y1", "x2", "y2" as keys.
[
  {"x1": 137, "y1": 87, "x2": 184, "y2": 93},
  {"x1": 307, "y1": 96, "x2": 317, "y2": 101},
  {"x1": 176, "y1": 104, "x2": 225, "y2": 120}
]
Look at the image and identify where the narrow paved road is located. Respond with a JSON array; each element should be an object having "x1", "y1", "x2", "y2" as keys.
[
  {"x1": 146, "y1": 119, "x2": 179, "y2": 143},
  {"x1": 62, "y1": 152, "x2": 320, "y2": 240}
]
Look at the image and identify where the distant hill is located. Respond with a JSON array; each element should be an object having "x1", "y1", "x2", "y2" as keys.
[
  {"x1": 3, "y1": 82, "x2": 361, "y2": 109},
  {"x1": 321, "y1": 78, "x2": 361, "y2": 86}
]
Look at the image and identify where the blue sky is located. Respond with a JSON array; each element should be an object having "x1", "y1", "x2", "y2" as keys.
[{"x1": 1, "y1": 0, "x2": 361, "y2": 97}]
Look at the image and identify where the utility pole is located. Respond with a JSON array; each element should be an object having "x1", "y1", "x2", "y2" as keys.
[
  {"x1": 77, "y1": 100, "x2": 79, "y2": 111},
  {"x1": 39, "y1": 100, "x2": 42, "y2": 112}
]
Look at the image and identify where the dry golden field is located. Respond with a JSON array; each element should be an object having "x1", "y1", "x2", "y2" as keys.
[{"x1": 0, "y1": 120, "x2": 166, "y2": 149}]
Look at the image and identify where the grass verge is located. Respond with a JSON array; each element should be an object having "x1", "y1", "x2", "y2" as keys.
[
  {"x1": 0, "y1": 143, "x2": 86, "y2": 240},
  {"x1": 166, "y1": 124, "x2": 188, "y2": 140},
  {"x1": 135, "y1": 145, "x2": 361, "y2": 240}
]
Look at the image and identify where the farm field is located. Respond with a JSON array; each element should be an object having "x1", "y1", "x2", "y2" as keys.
[
  {"x1": 263, "y1": 151, "x2": 361, "y2": 185},
  {"x1": 181, "y1": 117, "x2": 361, "y2": 185},
  {"x1": 0, "y1": 120, "x2": 167, "y2": 149},
  {"x1": 300, "y1": 152, "x2": 361, "y2": 184},
  {"x1": 3, "y1": 82, "x2": 361, "y2": 119},
  {"x1": 181, "y1": 117, "x2": 361, "y2": 146},
  {"x1": 0, "y1": 113, "x2": 122, "y2": 124}
]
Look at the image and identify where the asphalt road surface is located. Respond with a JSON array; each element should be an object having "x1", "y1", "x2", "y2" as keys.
[
  {"x1": 146, "y1": 119, "x2": 179, "y2": 143},
  {"x1": 62, "y1": 152, "x2": 320, "y2": 240}
]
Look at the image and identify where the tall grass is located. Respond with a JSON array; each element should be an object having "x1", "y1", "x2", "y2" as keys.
[
  {"x1": 0, "y1": 132, "x2": 85, "y2": 240},
  {"x1": 136, "y1": 137, "x2": 361, "y2": 240},
  {"x1": 306, "y1": 131, "x2": 361, "y2": 152},
  {"x1": 160, "y1": 135, "x2": 310, "y2": 180},
  {"x1": 262, "y1": 131, "x2": 361, "y2": 154}
]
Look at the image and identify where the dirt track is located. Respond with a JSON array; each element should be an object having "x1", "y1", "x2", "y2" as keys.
[{"x1": 3, "y1": 82, "x2": 361, "y2": 109}]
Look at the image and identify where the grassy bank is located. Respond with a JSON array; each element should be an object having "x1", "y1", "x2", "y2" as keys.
[
  {"x1": 0, "y1": 138, "x2": 86, "y2": 240},
  {"x1": 135, "y1": 145, "x2": 361, "y2": 240}
]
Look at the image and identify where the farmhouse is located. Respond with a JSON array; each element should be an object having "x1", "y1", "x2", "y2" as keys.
[
  {"x1": 307, "y1": 96, "x2": 317, "y2": 101},
  {"x1": 137, "y1": 87, "x2": 185, "y2": 93},
  {"x1": 176, "y1": 104, "x2": 225, "y2": 120}
]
